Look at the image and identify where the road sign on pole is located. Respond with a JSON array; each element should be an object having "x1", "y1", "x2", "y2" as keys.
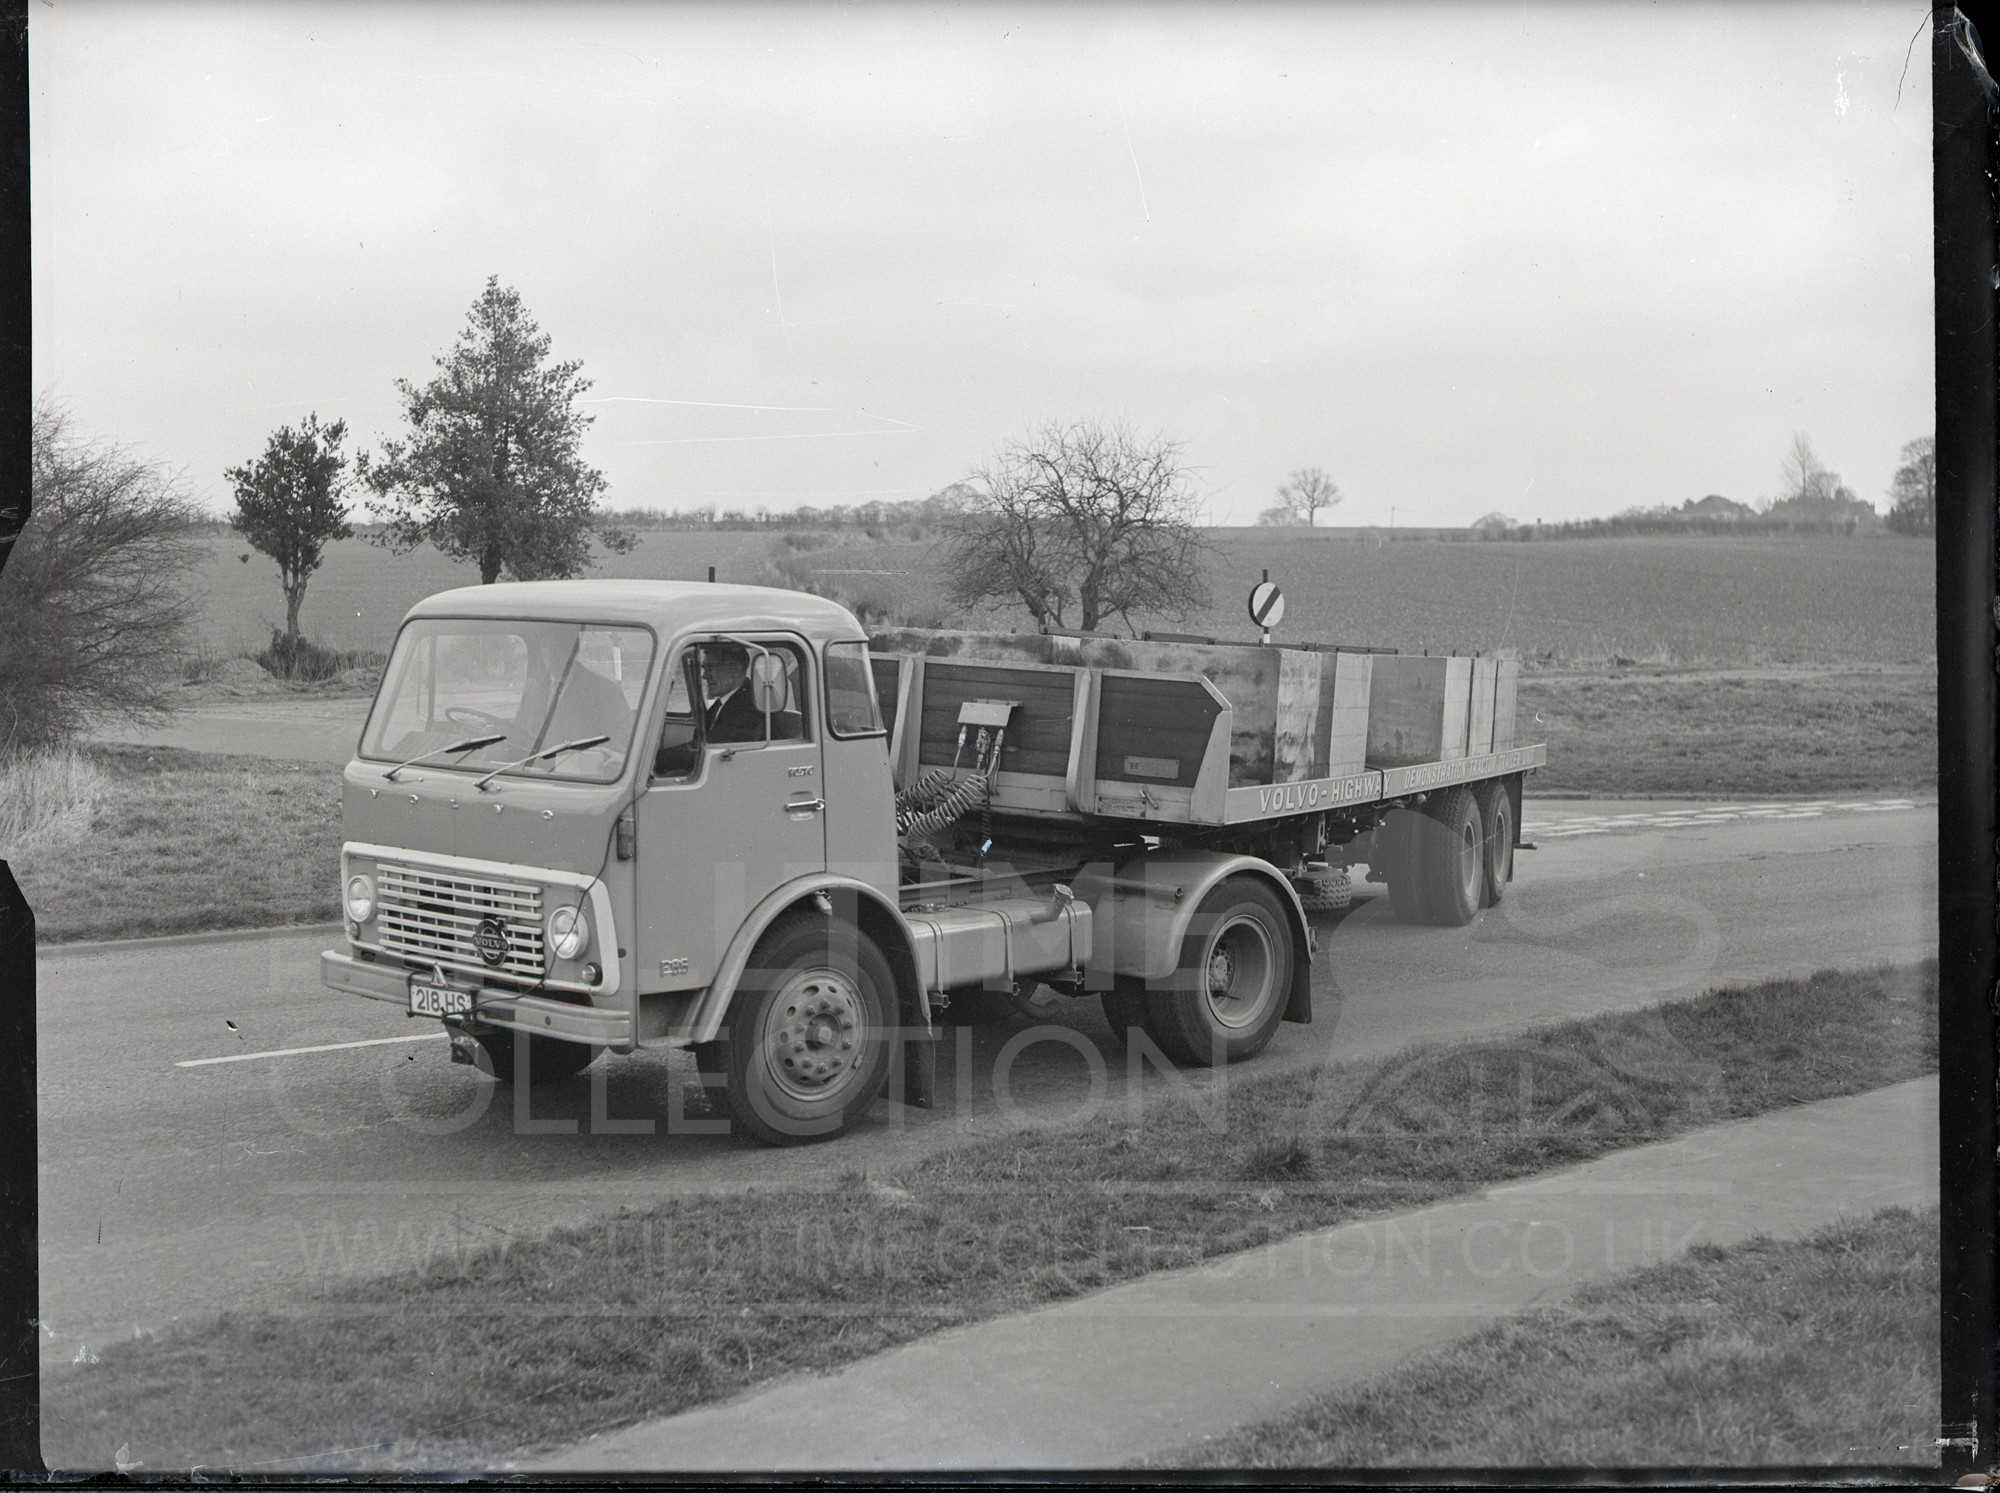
[{"x1": 1248, "y1": 579, "x2": 1285, "y2": 643}]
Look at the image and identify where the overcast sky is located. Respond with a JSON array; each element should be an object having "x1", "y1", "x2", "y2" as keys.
[{"x1": 32, "y1": 1, "x2": 1933, "y2": 526}]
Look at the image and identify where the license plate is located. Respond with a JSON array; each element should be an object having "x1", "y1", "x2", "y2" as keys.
[{"x1": 408, "y1": 977, "x2": 474, "y2": 1018}]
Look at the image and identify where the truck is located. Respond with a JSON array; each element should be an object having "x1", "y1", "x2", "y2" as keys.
[{"x1": 321, "y1": 580, "x2": 1546, "y2": 1145}]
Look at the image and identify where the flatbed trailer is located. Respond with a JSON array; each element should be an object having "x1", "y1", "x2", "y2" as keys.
[{"x1": 866, "y1": 625, "x2": 1544, "y2": 887}]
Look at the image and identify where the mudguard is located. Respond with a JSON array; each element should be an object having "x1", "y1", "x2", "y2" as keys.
[
  {"x1": 1072, "y1": 851, "x2": 1315, "y2": 1024},
  {"x1": 677, "y1": 872, "x2": 932, "y2": 1070}
]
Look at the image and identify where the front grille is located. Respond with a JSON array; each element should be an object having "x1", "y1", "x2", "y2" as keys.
[{"x1": 376, "y1": 864, "x2": 546, "y2": 978}]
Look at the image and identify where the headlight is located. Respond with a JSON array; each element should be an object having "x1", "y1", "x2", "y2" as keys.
[
  {"x1": 547, "y1": 905, "x2": 590, "y2": 962},
  {"x1": 344, "y1": 874, "x2": 375, "y2": 923}
]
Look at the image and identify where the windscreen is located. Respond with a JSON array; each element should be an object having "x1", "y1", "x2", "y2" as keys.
[{"x1": 359, "y1": 618, "x2": 656, "y2": 783}]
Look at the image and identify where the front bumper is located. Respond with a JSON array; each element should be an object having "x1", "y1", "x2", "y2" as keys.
[{"x1": 321, "y1": 950, "x2": 634, "y2": 1048}]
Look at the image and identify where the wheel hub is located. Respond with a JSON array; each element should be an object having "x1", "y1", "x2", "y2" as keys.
[
  {"x1": 766, "y1": 973, "x2": 862, "y2": 1094},
  {"x1": 1203, "y1": 916, "x2": 1276, "y2": 1031}
]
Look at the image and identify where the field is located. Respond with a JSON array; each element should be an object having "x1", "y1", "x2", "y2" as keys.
[{"x1": 190, "y1": 529, "x2": 1936, "y2": 668}]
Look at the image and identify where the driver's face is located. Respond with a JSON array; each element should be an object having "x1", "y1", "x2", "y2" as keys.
[{"x1": 700, "y1": 652, "x2": 746, "y2": 697}]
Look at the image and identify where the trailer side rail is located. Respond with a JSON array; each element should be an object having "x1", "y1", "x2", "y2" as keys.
[{"x1": 1223, "y1": 742, "x2": 1548, "y2": 825}]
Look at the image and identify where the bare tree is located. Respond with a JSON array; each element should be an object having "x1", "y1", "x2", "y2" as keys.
[
  {"x1": 1265, "y1": 466, "x2": 1343, "y2": 527},
  {"x1": 940, "y1": 420, "x2": 1211, "y2": 633},
  {"x1": 1885, "y1": 434, "x2": 1936, "y2": 536},
  {"x1": 1778, "y1": 432, "x2": 1844, "y2": 507},
  {"x1": 0, "y1": 402, "x2": 203, "y2": 751},
  {"x1": 226, "y1": 412, "x2": 353, "y2": 658},
  {"x1": 1771, "y1": 430, "x2": 1868, "y2": 520}
]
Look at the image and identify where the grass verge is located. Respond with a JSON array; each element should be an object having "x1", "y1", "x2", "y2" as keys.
[
  {"x1": 41, "y1": 961, "x2": 1936, "y2": 1472},
  {"x1": 0, "y1": 747, "x2": 107, "y2": 858},
  {"x1": 1156, "y1": 1203, "x2": 1938, "y2": 1469},
  {"x1": 1522, "y1": 665, "x2": 1935, "y2": 796},
  {"x1": 9, "y1": 744, "x2": 343, "y2": 942}
]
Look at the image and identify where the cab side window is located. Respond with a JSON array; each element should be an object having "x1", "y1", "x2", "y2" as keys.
[{"x1": 825, "y1": 640, "x2": 884, "y2": 737}]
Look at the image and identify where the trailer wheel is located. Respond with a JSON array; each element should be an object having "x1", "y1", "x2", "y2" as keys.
[
  {"x1": 723, "y1": 915, "x2": 896, "y2": 1146},
  {"x1": 1418, "y1": 786, "x2": 1486, "y2": 927},
  {"x1": 473, "y1": 1030, "x2": 601, "y2": 1086},
  {"x1": 1474, "y1": 780, "x2": 1515, "y2": 907},
  {"x1": 1142, "y1": 878, "x2": 1294, "y2": 1066},
  {"x1": 1378, "y1": 808, "x2": 1431, "y2": 924}
]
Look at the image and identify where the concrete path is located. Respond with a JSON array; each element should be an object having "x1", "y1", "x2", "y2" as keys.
[{"x1": 527, "y1": 1076, "x2": 1937, "y2": 1473}]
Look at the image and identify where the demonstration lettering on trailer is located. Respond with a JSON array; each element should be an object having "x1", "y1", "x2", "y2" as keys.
[{"x1": 1379, "y1": 747, "x2": 1546, "y2": 797}]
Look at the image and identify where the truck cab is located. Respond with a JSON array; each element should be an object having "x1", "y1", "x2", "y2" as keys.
[{"x1": 322, "y1": 581, "x2": 910, "y2": 1137}]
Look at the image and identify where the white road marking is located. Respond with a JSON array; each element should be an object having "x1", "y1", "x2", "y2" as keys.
[
  {"x1": 176, "y1": 1032, "x2": 448, "y2": 1068},
  {"x1": 1521, "y1": 796, "x2": 1926, "y2": 842}
]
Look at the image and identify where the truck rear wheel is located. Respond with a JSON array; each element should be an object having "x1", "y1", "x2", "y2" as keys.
[
  {"x1": 1474, "y1": 780, "x2": 1515, "y2": 907},
  {"x1": 473, "y1": 1030, "x2": 601, "y2": 1086},
  {"x1": 723, "y1": 915, "x2": 896, "y2": 1146},
  {"x1": 1418, "y1": 786, "x2": 1486, "y2": 927},
  {"x1": 1141, "y1": 878, "x2": 1294, "y2": 1066}
]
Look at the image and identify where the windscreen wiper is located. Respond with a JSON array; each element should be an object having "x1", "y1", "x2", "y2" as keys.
[
  {"x1": 472, "y1": 735, "x2": 611, "y2": 792},
  {"x1": 383, "y1": 733, "x2": 506, "y2": 781}
]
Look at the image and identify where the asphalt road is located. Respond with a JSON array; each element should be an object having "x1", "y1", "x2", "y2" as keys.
[{"x1": 35, "y1": 799, "x2": 1936, "y2": 1370}]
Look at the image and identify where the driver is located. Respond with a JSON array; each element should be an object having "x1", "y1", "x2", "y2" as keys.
[{"x1": 698, "y1": 643, "x2": 766, "y2": 744}]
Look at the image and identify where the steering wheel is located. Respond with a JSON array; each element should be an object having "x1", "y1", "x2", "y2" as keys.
[{"x1": 444, "y1": 705, "x2": 510, "y2": 732}]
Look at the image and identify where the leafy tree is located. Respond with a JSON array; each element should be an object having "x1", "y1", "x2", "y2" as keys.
[
  {"x1": 0, "y1": 401, "x2": 202, "y2": 751},
  {"x1": 1264, "y1": 466, "x2": 1343, "y2": 527},
  {"x1": 1885, "y1": 435, "x2": 1936, "y2": 536},
  {"x1": 226, "y1": 412, "x2": 352, "y2": 655},
  {"x1": 359, "y1": 277, "x2": 633, "y2": 583},
  {"x1": 939, "y1": 419, "x2": 1210, "y2": 633}
]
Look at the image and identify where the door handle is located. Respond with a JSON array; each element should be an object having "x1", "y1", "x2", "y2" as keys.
[{"x1": 785, "y1": 797, "x2": 826, "y2": 815}]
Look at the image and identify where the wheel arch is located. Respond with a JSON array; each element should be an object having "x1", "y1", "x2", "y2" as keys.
[
  {"x1": 1077, "y1": 851, "x2": 1314, "y2": 1025},
  {"x1": 681, "y1": 874, "x2": 921, "y2": 1045}
]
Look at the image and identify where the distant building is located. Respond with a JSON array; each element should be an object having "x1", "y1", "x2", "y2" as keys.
[
  {"x1": 1470, "y1": 511, "x2": 1517, "y2": 532},
  {"x1": 1677, "y1": 494, "x2": 1753, "y2": 520}
]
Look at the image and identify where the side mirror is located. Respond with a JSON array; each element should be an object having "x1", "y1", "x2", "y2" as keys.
[{"x1": 749, "y1": 652, "x2": 789, "y2": 714}]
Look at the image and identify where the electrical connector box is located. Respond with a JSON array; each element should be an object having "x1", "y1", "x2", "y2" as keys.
[{"x1": 957, "y1": 699, "x2": 1019, "y2": 729}]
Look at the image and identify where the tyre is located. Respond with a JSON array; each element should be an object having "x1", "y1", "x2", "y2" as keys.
[
  {"x1": 723, "y1": 915, "x2": 897, "y2": 1146},
  {"x1": 473, "y1": 1029, "x2": 602, "y2": 1086},
  {"x1": 1474, "y1": 779, "x2": 1515, "y2": 907},
  {"x1": 1139, "y1": 878, "x2": 1295, "y2": 1067},
  {"x1": 1378, "y1": 808, "x2": 1430, "y2": 924},
  {"x1": 1417, "y1": 785, "x2": 1485, "y2": 927}
]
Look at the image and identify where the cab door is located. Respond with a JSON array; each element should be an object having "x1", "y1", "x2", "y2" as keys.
[{"x1": 633, "y1": 635, "x2": 826, "y2": 996}]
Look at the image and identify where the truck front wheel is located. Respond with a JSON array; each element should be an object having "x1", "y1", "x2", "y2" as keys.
[
  {"x1": 723, "y1": 916, "x2": 897, "y2": 1146},
  {"x1": 473, "y1": 1030, "x2": 601, "y2": 1086},
  {"x1": 1141, "y1": 878, "x2": 1294, "y2": 1066}
]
